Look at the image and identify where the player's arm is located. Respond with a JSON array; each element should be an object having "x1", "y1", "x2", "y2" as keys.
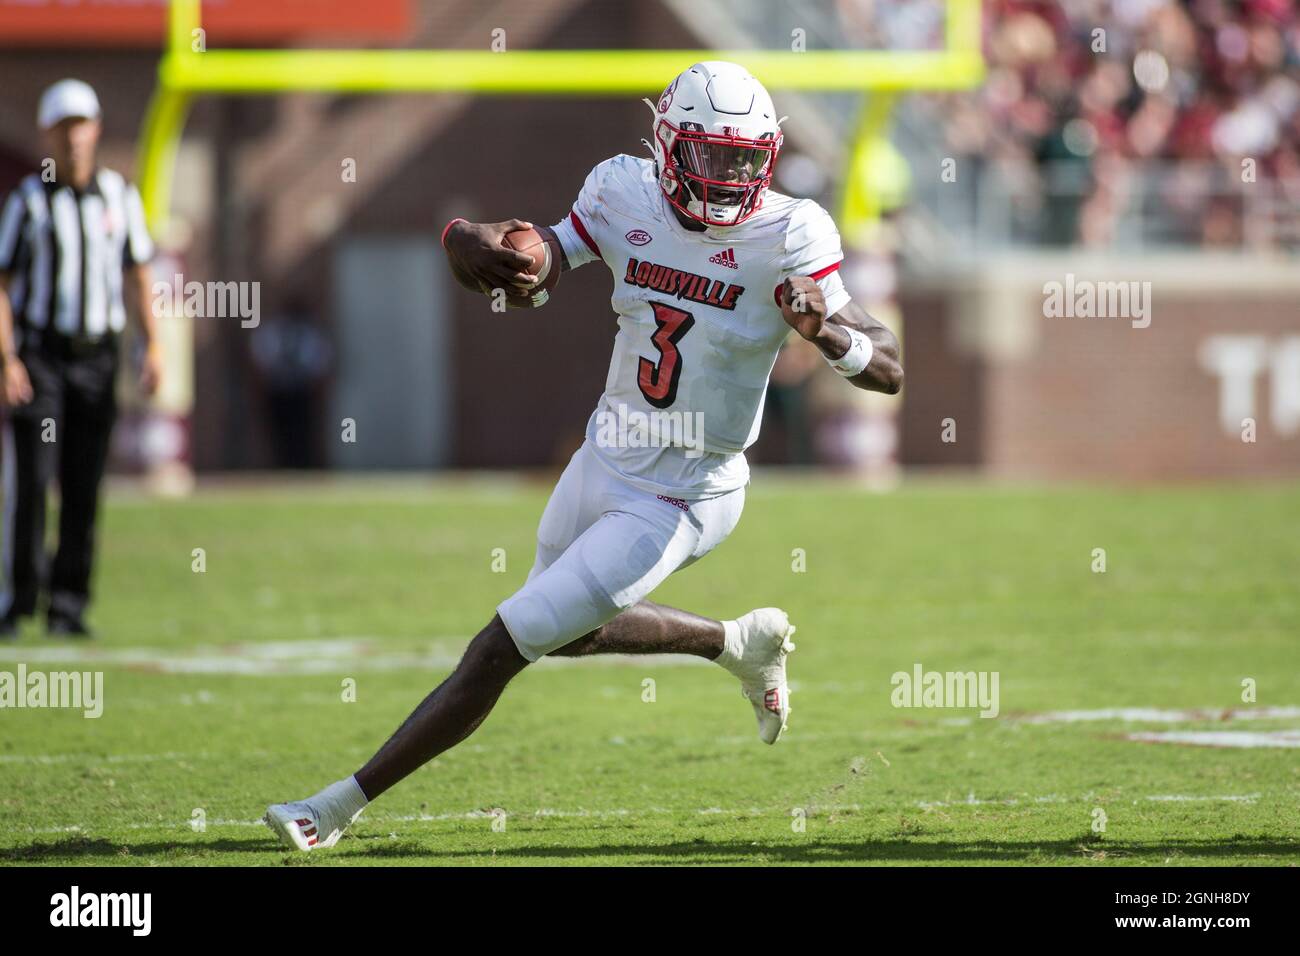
[
  {"x1": 0, "y1": 190, "x2": 33, "y2": 406},
  {"x1": 121, "y1": 182, "x2": 161, "y2": 395},
  {"x1": 441, "y1": 218, "x2": 539, "y2": 293},
  {"x1": 441, "y1": 159, "x2": 606, "y2": 295},
  {"x1": 779, "y1": 275, "x2": 903, "y2": 395},
  {"x1": 0, "y1": 273, "x2": 32, "y2": 406},
  {"x1": 535, "y1": 225, "x2": 571, "y2": 272},
  {"x1": 128, "y1": 262, "x2": 162, "y2": 396}
]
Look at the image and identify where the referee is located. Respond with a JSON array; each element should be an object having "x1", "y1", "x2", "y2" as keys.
[{"x1": 0, "y1": 79, "x2": 162, "y2": 639}]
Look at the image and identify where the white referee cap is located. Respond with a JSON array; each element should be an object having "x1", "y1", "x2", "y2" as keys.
[{"x1": 38, "y1": 79, "x2": 101, "y2": 130}]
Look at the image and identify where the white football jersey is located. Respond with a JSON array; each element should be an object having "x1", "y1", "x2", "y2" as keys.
[{"x1": 551, "y1": 154, "x2": 851, "y2": 498}]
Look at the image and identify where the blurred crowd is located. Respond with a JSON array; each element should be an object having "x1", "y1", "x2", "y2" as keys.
[{"x1": 937, "y1": 0, "x2": 1300, "y2": 246}]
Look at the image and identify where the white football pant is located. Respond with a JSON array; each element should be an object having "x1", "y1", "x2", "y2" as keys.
[{"x1": 497, "y1": 441, "x2": 744, "y2": 661}]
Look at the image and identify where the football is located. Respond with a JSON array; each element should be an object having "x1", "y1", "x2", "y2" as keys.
[{"x1": 500, "y1": 226, "x2": 561, "y2": 309}]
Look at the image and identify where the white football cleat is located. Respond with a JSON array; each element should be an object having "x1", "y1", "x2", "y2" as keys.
[
  {"x1": 727, "y1": 607, "x2": 797, "y2": 744},
  {"x1": 264, "y1": 800, "x2": 358, "y2": 852}
]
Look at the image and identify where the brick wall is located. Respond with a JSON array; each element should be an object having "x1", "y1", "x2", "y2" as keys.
[{"x1": 899, "y1": 255, "x2": 1300, "y2": 479}]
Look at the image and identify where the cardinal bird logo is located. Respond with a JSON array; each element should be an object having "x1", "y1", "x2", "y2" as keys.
[{"x1": 657, "y1": 78, "x2": 677, "y2": 114}]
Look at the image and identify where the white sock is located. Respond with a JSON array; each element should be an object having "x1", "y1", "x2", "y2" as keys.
[
  {"x1": 310, "y1": 775, "x2": 369, "y2": 827},
  {"x1": 714, "y1": 619, "x2": 744, "y2": 675}
]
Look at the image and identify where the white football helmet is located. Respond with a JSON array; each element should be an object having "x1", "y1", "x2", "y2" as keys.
[{"x1": 645, "y1": 61, "x2": 783, "y2": 227}]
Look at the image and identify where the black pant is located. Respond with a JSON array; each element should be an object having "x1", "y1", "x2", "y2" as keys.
[{"x1": 4, "y1": 334, "x2": 117, "y2": 622}]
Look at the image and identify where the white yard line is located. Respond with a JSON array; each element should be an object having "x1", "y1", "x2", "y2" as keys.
[
  {"x1": 1015, "y1": 706, "x2": 1300, "y2": 724},
  {"x1": 916, "y1": 794, "x2": 1072, "y2": 809},
  {"x1": 916, "y1": 792, "x2": 1262, "y2": 809},
  {"x1": 0, "y1": 638, "x2": 708, "y2": 675},
  {"x1": 13, "y1": 791, "x2": 1269, "y2": 837},
  {"x1": 1127, "y1": 730, "x2": 1300, "y2": 749},
  {"x1": 14, "y1": 804, "x2": 864, "y2": 835},
  {"x1": 1143, "y1": 793, "x2": 1262, "y2": 801},
  {"x1": 0, "y1": 751, "x2": 214, "y2": 765}
]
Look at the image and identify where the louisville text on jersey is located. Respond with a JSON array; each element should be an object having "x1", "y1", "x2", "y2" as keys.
[{"x1": 624, "y1": 257, "x2": 745, "y2": 311}]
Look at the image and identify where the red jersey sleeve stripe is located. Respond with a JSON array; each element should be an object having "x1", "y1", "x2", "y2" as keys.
[
  {"x1": 808, "y1": 259, "x2": 842, "y2": 281},
  {"x1": 773, "y1": 260, "x2": 843, "y2": 306},
  {"x1": 570, "y1": 211, "x2": 601, "y2": 257}
]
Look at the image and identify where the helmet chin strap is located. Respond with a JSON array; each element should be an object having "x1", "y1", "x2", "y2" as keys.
[
  {"x1": 643, "y1": 99, "x2": 664, "y2": 181},
  {"x1": 640, "y1": 137, "x2": 659, "y2": 179}
]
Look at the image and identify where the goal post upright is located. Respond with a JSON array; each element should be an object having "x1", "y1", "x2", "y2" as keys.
[{"x1": 137, "y1": 0, "x2": 199, "y2": 234}]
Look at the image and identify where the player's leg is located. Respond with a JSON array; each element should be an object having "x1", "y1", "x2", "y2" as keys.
[
  {"x1": 358, "y1": 490, "x2": 720, "y2": 795},
  {"x1": 263, "y1": 445, "x2": 787, "y2": 850},
  {"x1": 265, "y1": 511, "x2": 789, "y2": 849},
  {"x1": 509, "y1": 468, "x2": 736, "y2": 660},
  {"x1": 264, "y1": 613, "x2": 528, "y2": 850},
  {"x1": 3, "y1": 414, "x2": 49, "y2": 627},
  {"x1": 48, "y1": 348, "x2": 116, "y2": 632},
  {"x1": 352, "y1": 600, "x2": 738, "y2": 805},
  {"x1": 264, "y1": 445, "x2": 605, "y2": 850},
  {"x1": 349, "y1": 443, "x2": 615, "y2": 797},
  {"x1": 265, "y1": 606, "x2": 735, "y2": 849},
  {"x1": 266, "y1": 477, "x2": 726, "y2": 850},
  {"x1": 3, "y1": 356, "x2": 62, "y2": 630},
  {"x1": 498, "y1": 477, "x2": 795, "y2": 743},
  {"x1": 347, "y1": 600, "x2": 746, "y2": 780},
  {"x1": 546, "y1": 597, "x2": 792, "y2": 735},
  {"x1": 548, "y1": 599, "x2": 723, "y2": 658},
  {"x1": 352, "y1": 616, "x2": 525, "y2": 800},
  {"x1": 0, "y1": 419, "x2": 15, "y2": 636},
  {"x1": 531, "y1": 486, "x2": 796, "y2": 744}
]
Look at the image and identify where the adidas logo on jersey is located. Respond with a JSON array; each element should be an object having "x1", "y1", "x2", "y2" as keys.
[{"x1": 708, "y1": 248, "x2": 740, "y2": 269}]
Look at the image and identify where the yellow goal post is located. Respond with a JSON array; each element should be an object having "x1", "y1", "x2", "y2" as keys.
[{"x1": 137, "y1": 0, "x2": 984, "y2": 237}]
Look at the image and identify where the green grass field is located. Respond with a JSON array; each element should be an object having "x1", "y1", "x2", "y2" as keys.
[{"x1": 1, "y1": 476, "x2": 1297, "y2": 866}]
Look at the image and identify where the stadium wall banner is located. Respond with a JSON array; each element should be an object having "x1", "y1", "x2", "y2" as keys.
[{"x1": 0, "y1": 0, "x2": 411, "y2": 46}]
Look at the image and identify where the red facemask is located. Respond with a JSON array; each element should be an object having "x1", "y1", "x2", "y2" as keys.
[{"x1": 656, "y1": 120, "x2": 781, "y2": 226}]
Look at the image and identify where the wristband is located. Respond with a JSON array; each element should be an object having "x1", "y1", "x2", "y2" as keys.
[
  {"x1": 440, "y1": 217, "x2": 467, "y2": 248},
  {"x1": 825, "y1": 326, "x2": 873, "y2": 377}
]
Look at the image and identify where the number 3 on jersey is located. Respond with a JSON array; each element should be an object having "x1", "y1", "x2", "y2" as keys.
[{"x1": 637, "y1": 301, "x2": 695, "y2": 409}]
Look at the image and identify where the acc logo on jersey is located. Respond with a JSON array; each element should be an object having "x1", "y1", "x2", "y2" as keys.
[{"x1": 625, "y1": 229, "x2": 653, "y2": 246}]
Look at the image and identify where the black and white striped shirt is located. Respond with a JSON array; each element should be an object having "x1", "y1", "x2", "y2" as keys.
[{"x1": 0, "y1": 168, "x2": 153, "y2": 341}]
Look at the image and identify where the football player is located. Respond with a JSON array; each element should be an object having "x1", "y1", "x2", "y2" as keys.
[{"x1": 266, "y1": 61, "x2": 902, "y2": 851}]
